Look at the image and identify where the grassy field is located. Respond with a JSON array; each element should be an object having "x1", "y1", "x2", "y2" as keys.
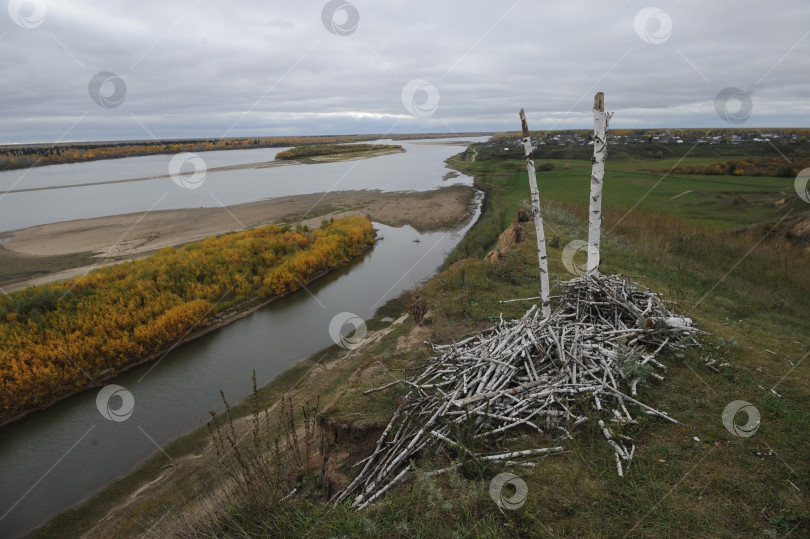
[
  {"x1": 309, "y1": 211, "x2": 810, "y2": 538},
  {"x1": 451, "y1": 144, "x2": 807, "y2": 230},
  {"x1": 443, "y1": 143, "x2": 804, "y2": 268},
  {"x1": 36, "y1": 141, "x2": 810, "y2": 538}
]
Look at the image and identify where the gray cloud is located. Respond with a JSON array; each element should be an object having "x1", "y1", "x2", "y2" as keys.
[{"x1": 0, "y1": 0, "x2": 808, "y2": 143}]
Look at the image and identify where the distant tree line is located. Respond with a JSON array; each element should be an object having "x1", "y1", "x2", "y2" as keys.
[
  {"x1": 0, "y1": 136, "x2": 375, "y2": 171},
  {"x1": 489, "y1": 127, "x2": 810, "y2": 143},
  {"x1": 670, "y1": 156, "x2": 809, "y2": 178}
]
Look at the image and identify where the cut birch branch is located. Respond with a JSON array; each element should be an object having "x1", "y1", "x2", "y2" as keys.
[
  {"x1": 337, "y1": 274, "x2": 699, "y2": 508},
  {"x1": 519, "y1": 108, "x2": 551, "y2": 318}
]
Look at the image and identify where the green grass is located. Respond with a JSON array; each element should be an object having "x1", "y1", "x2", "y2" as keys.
[
  {"x1": 443, "y1": 150, "x2": 535, "y2": 265},
  {"x1": 319, "y1": 203, "x2": 809, "y2": 538},
  {"x1": 537, "y1": 162, "x2": 797, "y2": 230},
  {"x1": 452, "y1": 143, "x2": 804, "y2": 231}
]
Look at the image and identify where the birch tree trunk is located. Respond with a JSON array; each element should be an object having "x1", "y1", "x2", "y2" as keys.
[
  {"x1": 587, "y1": 92, "x2": 612, "y2": 275},
  {"x1": 519, "y1": 109, "x2": 551, "y2": 318}
]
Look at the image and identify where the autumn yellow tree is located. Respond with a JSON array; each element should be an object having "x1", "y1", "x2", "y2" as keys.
[{"x1": 0, "y1": 217, "x2": 375, "y2": 416}]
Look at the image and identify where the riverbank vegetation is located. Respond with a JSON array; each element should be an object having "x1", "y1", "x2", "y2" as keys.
[
  {"x1": 274, "y1": 144, "x2": 403, "y2": 161},
  {"x1": 0, "y1": 216, "x2": 375, "y2": 420}
]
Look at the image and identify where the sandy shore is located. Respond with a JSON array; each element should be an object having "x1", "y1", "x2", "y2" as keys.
[{"x1": 0, "y1": 186, "x2": 475, "y2": 290}]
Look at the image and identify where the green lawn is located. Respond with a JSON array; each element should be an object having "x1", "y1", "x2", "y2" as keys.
[{"x1": 456, "y1": 147, "x2": 800, "y2": 231}]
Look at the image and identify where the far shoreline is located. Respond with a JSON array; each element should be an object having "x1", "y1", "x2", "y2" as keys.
[{"x1": 0, "y1": 133, "x2": 493, "y2": 174}]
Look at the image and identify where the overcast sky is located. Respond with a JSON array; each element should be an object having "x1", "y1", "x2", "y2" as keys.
[{"x1": 1, "y1": 0, "x2": 808, "y2": 143}]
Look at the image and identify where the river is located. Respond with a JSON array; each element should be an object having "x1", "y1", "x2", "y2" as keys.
[
  {"x1": 0, "y1": 139, "x2": 482, "y2": 232},
  {"x1": 0, "y1": 138, "x2": 485, "y2": 537}
]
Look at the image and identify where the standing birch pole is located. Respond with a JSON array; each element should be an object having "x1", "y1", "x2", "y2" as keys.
[
  {"x1": 519, "y1": 109, "x2": 551, "y2": 318},
  {"x1": 587, "y1": 92, "x2": 612, "y2": 275}
]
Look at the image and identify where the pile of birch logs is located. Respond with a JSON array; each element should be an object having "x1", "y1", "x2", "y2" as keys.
[{"x1": 334, "y1": 273, "x2": 700, "y2": 510}]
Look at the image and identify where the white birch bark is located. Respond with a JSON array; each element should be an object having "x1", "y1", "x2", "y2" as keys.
[
  {"x1": 519, "y1": 108, "x2": 551, "y2": 318},
  {"x1": 587, "y1": 92, "x2": 613, "y2": 275}
]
